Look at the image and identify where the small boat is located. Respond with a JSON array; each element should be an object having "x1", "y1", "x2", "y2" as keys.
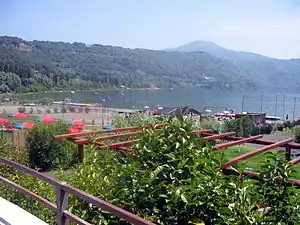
[
  {"x1": 121, "y1": 93, "x2": 124, "y2": 96},
  {"x1": 71, "y1": 91, "x2": 75, "y2": 94}
]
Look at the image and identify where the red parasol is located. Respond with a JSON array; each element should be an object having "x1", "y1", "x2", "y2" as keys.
[
  {"x1": 39, "y1": 116, "x2": 56, "y2": 123},
  {"x1": 0, "y1": 117, "x2": 9, "y2": 124},
  {"x1": 71, "y1": 120, "x2": 86, "y2": 127},
  {"x1": 68, "y1": 127, "x2": 81, "y2": 133},
  {"x1": 14, "y1": 113, "x2": 28, "y2": 119},
  {"x1": 22, "y1": 122, "x2": 34, "y2": 129}
]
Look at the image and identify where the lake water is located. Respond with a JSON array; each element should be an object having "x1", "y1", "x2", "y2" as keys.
[{"x1": 20, "y1": 88, "x2": 300, "y2": 119}]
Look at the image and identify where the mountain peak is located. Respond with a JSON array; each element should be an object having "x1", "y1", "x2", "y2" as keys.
[{"x1": 167, "y1": 40, "x2": 222, "y2": 53}]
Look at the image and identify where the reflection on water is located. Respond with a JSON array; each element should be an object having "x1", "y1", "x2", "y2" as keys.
[{"x1": 19, "y1": 88, "x2": 300, "y2": 119}]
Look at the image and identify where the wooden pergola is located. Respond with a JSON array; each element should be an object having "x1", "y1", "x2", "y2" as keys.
[{"x1": 55, "y1": 124, "x2": 300, "y2": 187}]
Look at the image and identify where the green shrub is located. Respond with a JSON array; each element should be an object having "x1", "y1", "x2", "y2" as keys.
[
  {"x1": 53, "y1": 107, "x2": 58, "y2": 113},
  {"x1": 224, "y1": 116, "x2": 254, "y2": 137},
  {"x1": 46, "y1": 108, "x2": 51, "y2": 114},
  {"x1": 260, "y1": 123, "x2": 273, "y2": 134},
  {"x1": 283, "y1": 121, "x2": 293, "y2": 129},
  {"x1": 61, "y1": 106, "x2": 67, "y2": 114},
  {"x1": 199, "y1": 118, "x2": 223, "y2": 133},
  {"x1": 18, "y1": 107, "x2": 26, "y2": 113},
  {"x1": 67, "y1": 106, "x2": 75, "y2": 112},
  {"x1": 29, "y1": 108, "x2": 34, "y2": 114},
  {"x1": 27, "y1": 122, "x2": 77, "y2": 170},
  {"x1": 113, "y1": 113, "x2": 164, "y2": 127},
  {"x1": 276, "y1": 123, "x2": 284, "y2": 131},
  {"x1": 294, "y1": 125, "x2": 300, "y2": 143}
]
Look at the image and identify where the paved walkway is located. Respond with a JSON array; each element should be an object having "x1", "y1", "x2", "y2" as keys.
[{"x1": 0, "y1": 197, "x2": 48, "y2": 225}]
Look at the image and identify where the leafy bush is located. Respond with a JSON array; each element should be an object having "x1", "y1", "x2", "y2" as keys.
[
  {"x1": 29, "y1": 107, "x2": 34, "y2": 114},
  {"x1": 283, "y1": 121, "x2": 293, "y2": 129},
  {"x1": 261, "y1": 123, "x2": 273, "y2": 134},
  {"x1": 224, "y1": 116, "x2": 254, "y2": 137},
  {"x1": 46, "y1": 108, "x2": 51, "y2": 114},
  {"x1": 27, "y1": 122, "x2": 77, "y2": 170},
  {"x1": 294, "y1": 125, "x2": 300, "y2": 143},
  {"x1": 199, "y1": 119, "x2": 223, "y2": 133},
  {"x1": 61, "y1": 106, "x2": 67, "y2": 114},
  {"x1": 53, "y1": 107, "x2": 58, "y2": 113},
  {"x1": 17, "y1": 107, "x2": 26, "y2": 113},
  {"x1": 67, "y1": 106, "x2": 75, "y2": 112},
  {"x1": 78, "y1": 107, "x2": 84, "y2": 113},
  {"x1": 113, "y1": 113, "x2": 164, "y2": 127},
  {"x1": 276, "y1": 123, "x2": 284, "y2": 131},
  {"x1": 37, "y1": 108, "x2": 42, "y2": 114}
]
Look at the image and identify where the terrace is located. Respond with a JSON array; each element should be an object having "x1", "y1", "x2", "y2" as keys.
[{"x1": 1, "y1": 123, "x2": 300, "y2": 224}]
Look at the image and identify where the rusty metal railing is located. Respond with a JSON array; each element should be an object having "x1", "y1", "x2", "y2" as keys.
[{"x1": 0, "y1": 157, "x2": 155, "y2": 225}]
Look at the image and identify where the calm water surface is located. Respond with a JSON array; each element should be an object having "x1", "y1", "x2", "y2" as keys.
[{"x1": 20, "y1": 88, "x2": 300, "y2": 119}]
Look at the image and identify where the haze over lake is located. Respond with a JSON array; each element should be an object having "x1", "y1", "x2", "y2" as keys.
[{"x1": 21, "y1": 88, "x2": 300, "y2": 119}]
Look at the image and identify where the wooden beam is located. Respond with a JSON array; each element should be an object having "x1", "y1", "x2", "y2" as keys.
[
  {"x1": 223, "y1": 138, "x2": 293, "y2": 168},
  {"x1": 54, "y1": 123, "x2": 168, "y2": 139},
  {"x1": 290, "y1": 156, "x2": 300, "y2": 164},
  {"x1": 118, "y1": 147, "x2": 131, "y2": 151},
  {"x1": 99, "y1": 140, "x2": 139, "y2": 150},
  {"x1": 78, "y1": 144, "x2": 84, "y2": 163},
  {"x1": 213, "y1": 135, "x2": 263, "y2": 151},
  {"x1": 222, "y1": 168, "x2": 300, "y2": 188},
  {"x1": 190, "y1": 129, "x2": 212, "y2": 134},
  {"x1": 224, "y1": 136, "x2": 300, "y2": 149},
  {"x1": 203, "y1": 132, "x2": 235, "y2": 141},
  {"x1": 95, "y1": 131, "x2": 143, "y2": 142}
]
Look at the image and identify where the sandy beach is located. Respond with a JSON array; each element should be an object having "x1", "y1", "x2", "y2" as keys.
[{"x1": 0, "y1": 104, "x2": 141, "y2": 125}]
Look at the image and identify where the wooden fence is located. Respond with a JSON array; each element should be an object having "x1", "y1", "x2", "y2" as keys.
[{"x1": 0, "y1": 158, "x2": 155, "y2": 225}]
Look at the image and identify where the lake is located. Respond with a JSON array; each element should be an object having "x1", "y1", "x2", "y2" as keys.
[{"x1": 20, "y1": 88, "x2": 300, "y2": 119}]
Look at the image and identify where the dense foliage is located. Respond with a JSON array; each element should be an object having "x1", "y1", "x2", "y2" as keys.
[
  {"x1": 0, "y1": 36, "x2": 257, "y2": 93},
  {"x1": 0, "y1": 117, "x2": 299, "y2": 224},
  {"x1": 113, "y1": 113, "x2": 165, "y2": 127},
  {"x1": 27, "y1": 122, "x2": 77, "y2": 170},
  {"x1": 294, "y1": 125, "x2": 300, "y2": 143}
]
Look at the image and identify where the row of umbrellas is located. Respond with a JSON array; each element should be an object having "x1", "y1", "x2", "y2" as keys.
[{"x1": 1, "y1": 113, "x2": 86, "y2": 132}]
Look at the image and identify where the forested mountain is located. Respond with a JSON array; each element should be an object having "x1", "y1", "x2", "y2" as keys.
[
  {"x1": 0, "y1": 36, "x2": 299, "y2": 93},
  {"x1": 167, "y1": 41, "x2": 300, "y2": 89},
  {"x1": 0, "y1": 36, "x2": 255, "y2": 93}
]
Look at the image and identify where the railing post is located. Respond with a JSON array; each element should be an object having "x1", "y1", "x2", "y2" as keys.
[
  {"x1": 285, "y1": 145, "x2": 291, "y2": 161},
  {"x1": 78, "y1": 144, "x2": 84, "y2": 163},
  {"x1": 56, "y1": 182, "x2": 69, "y2": 225}
]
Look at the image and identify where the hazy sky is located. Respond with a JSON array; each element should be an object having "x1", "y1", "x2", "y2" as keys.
[{"x1": 1, "y1": 0, "x2": 300, "y2": 58}]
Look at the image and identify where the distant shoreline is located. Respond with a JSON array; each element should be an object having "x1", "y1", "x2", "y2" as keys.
[{"x1": 1, "y1": 87, "x2": 163, "y2": 97}]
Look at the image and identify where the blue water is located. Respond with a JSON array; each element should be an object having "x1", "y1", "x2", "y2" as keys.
[{"x1": 20, "y1": 88, "x2": 300, "y2": 119}]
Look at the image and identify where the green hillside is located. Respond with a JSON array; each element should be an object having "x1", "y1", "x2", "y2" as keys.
[{"x1": 0, "y1": 36, "x2": 255, "y2": 93}]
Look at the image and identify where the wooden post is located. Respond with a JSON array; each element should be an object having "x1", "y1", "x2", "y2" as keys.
[
  {"x1": 78, "y1": 144, "x2": 84, "y2": 163},
  {"x1": 56, "y1": 182, "x2": 68, "y2": 225},
  {"x1": 285, "y1": 145, "x2": 291, "y2": 161}
]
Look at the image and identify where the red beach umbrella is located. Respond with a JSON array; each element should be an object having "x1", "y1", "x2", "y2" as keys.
[
  {"x1": 0, "y1": 118, "x2": 9, "y2": 124},
  {"x1": 68, "y1": 127, "x2": 80, "y2": 133},
  {"x1": 22, "y1": 122, "x2": 34, "y2": 129},
  {"x1": 71, "y1": 120, "x2": 86, "y2": 127},
  {"x1": 13, "y1": 113, "x2": 28, "y2": 119},
  {"x1": 39, "y1": 116, "x2": 56, "y2": 123}
]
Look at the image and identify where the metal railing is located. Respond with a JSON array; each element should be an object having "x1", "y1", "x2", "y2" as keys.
[{"x1": 0, "y1": 158, "x2": 155, "y2": 225}]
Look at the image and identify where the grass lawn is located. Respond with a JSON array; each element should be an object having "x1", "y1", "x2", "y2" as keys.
[{"x1": 215, "y1": 145, "x2": 300, "y2": 180}]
